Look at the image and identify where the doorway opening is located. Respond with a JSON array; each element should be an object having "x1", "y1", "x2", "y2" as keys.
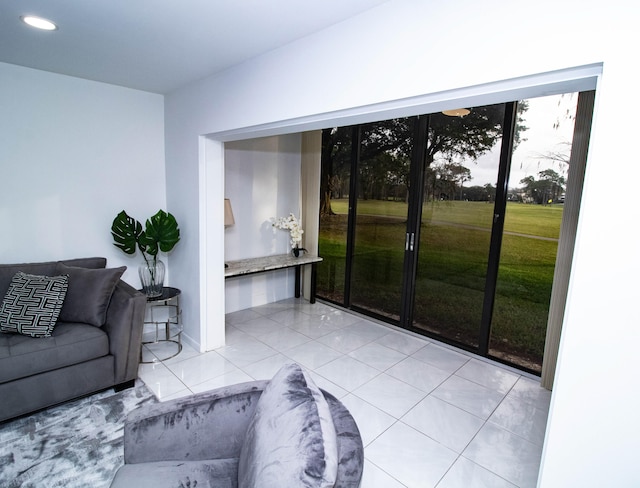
[{"x1": 316, "y1": 92, "x2": 593, "y2": 374}]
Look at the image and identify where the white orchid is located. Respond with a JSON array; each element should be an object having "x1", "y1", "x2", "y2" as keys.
[{"x1": 271, "y1": 213, "x2": 304, "y2": 249}]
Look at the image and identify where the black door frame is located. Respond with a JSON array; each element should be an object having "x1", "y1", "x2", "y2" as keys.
[
  {"x1": 399, "y1": 115, "x2": 429, "y2": 328},
  {"x1": 478, "y1": 101, "x2": 517, "y2": 355}
]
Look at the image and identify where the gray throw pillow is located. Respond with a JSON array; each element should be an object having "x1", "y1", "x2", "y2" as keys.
[
  {"x1": 55, "y1": 263, "x2": 126, "y2": 327},
  {"x1": 238, "y1": 362, "x2": 338, "y2": 488},
  {"x1": 0, "y1": 272, "x2": 69, "y2": 338}
]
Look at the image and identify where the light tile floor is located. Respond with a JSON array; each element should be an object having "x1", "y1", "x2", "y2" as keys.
[{"x1": 138, "y1": 298, "x2": 551, "y2": 488}]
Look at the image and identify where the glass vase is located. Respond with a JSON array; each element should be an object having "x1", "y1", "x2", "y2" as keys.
[{"x1": 139, "y1": 258, "x2": 165, "y2": 298}]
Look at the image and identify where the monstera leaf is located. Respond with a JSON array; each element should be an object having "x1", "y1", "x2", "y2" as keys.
[
  {"x1": 111, "y1": 209, "x2": 180, "y2": 258},
  {"x1": 111, "y1": 210, "x2": 144, "y2": 255},
  {"x1": 143, "y1": 210, "x2": 180, "y2": 255}
]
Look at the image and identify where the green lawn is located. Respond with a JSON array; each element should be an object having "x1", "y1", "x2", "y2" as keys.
[
  {"x1": 329, "y1": 198, "x2": 562, "y2": 238},
  {"x1": 318, "y1": 199, "x2": 563, "y2": 372}
]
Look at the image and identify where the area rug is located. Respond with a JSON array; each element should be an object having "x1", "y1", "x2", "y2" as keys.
[{"x1": 0, "y1": 382, "x2": 157, "y2": 488}]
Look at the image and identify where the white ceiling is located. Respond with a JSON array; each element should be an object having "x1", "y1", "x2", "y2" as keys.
[{"x1": 0, "y1": 0, "x2": 389, "y2": 94}]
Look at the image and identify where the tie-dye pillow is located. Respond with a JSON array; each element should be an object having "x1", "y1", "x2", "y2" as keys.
[{"x1": 238, "y1": 362, "x2": 338, "y2": 488}]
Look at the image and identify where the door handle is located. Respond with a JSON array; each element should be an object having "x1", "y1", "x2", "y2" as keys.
[{"x1": 405, "y1": 233, "x2": 416, "y2": 251}]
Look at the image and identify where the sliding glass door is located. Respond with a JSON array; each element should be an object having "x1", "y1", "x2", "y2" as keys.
[
  {"x1": 317, "y1": 93, "x2": 586, "y2": 374},
  {"x1": 318, "y1": 102, "x2": 513, "y2": 357}
]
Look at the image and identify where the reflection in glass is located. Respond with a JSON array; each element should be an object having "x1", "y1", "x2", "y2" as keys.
[
  {"x1": 412, "y1": 106, "x2": 506, "y2": 349},
  {"x1": 489, "y1": 94, "x2": 577, "y2": 373},
  {"x1": 317, "y1": 127, "x2": 353, "y2": 304}
]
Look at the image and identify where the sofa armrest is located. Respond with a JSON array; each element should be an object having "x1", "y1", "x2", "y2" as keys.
[
  {"x1": 103, "y1": 280, "x2": 146, "y2": 383},
  {"x1": 124, "y1": 380, "x2": 268, "y2": 464}
]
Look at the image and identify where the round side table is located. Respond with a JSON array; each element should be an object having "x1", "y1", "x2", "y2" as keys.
[{"x1": 140, "y1": 287, "x2": 182, "y2": 363}]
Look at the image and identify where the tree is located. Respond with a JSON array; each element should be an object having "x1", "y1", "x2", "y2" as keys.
[
  {"x1": 431, "y1": 161, "x2": 472, "y2": 200},
  {"x1": 358, "y1": 119, "x2": 413, "y2": 201},
  {"x1": 320, "y1": 127, "x2": 352, "y2": 215},
  {"x1": 536, "y1": 141, "x2": 571, "y2": 166},
  {"x1": 462, "y1": 183, "x2": 496, "y2": 202},
  {"x1": 538, "y1": 169, "x2": 566, "y2": 202},
  {"x1": 519, "y1": 169, "x2": 566, "y2": 204},
  {"x1": 426, "y1": 106, "x2": 504, "y2": 168},
  {"x1": 483, "y1": 183, "x2": 496, "y2": 202}
]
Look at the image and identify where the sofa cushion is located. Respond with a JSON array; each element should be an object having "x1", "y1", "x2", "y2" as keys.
[
  {"x1": 0, "y1": 258, "x2": 106, "y2": 300},
  {"x1": 0, "y1": 322, "x2": 109, "y2": 383},
  {"x1": 0, "y1": 272, "x2": 69, "y2": 338},
  {"x1": 111, "y1": 459, "x2": 239, "y2": 488},
  {"x1": 0, "y1": 263, "x2": 57, "y2": 298},
  {"x1": 238, "y1": 362, "x2": 338, "y2": 488},
  {"x1": 55, "y1": 263, "x2": 126, "y2": 327}
]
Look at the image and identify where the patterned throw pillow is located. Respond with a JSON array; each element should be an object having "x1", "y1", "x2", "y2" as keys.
[{"x1": 0, "y1": 272, "x2": 69, "y2": 338}]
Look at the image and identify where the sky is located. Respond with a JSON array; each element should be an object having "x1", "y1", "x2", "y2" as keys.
[{"x1": 465, "y1": 93, "x2": 579, "y2": 188}]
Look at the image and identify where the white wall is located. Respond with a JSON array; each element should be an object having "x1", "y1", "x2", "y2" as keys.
[
  {"x1": 0, "y1": 62, "x2": 166, "y2": 286},
  {"x1": 224, "y1": 135, "x2": 302, "y2": 312},
  {"x1": 164, "y1": 0, "x2": 639, "y2": 485}
]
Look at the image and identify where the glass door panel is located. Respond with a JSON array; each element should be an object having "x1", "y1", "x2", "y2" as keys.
[
  {"x1": 317, "y1": 127, "x2": 353, "y2": 305},
  {"x1": 489, "y1": 94, "x2": 578, "y2": 373},
  {"x1": 349, "y1": 118, "x2": 415, "y2": 321},
  {"x1": 411, "y1": 106, "x2": 506, "y2": 349}
]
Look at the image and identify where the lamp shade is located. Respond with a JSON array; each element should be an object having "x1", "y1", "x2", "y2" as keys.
[{"x1": 224, "y1": 199, "x2": 235, "y2": 227}]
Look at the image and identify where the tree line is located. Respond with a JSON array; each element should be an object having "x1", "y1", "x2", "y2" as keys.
[{"x1": 320, "y1": 102, "x2": 542, "y2": 215}]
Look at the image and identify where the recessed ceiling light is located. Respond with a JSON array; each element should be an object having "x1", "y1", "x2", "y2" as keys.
[{"x1": 21, "y1": 15, "x2": 58, "y2": 31}]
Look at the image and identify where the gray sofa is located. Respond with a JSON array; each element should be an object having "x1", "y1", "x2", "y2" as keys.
[
  {"x1": 111, "y1": 363, "x2": 364, "y2": 488},
  {"x1": 0, "y1": 257, "x2": 146, "y2": 422}
]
